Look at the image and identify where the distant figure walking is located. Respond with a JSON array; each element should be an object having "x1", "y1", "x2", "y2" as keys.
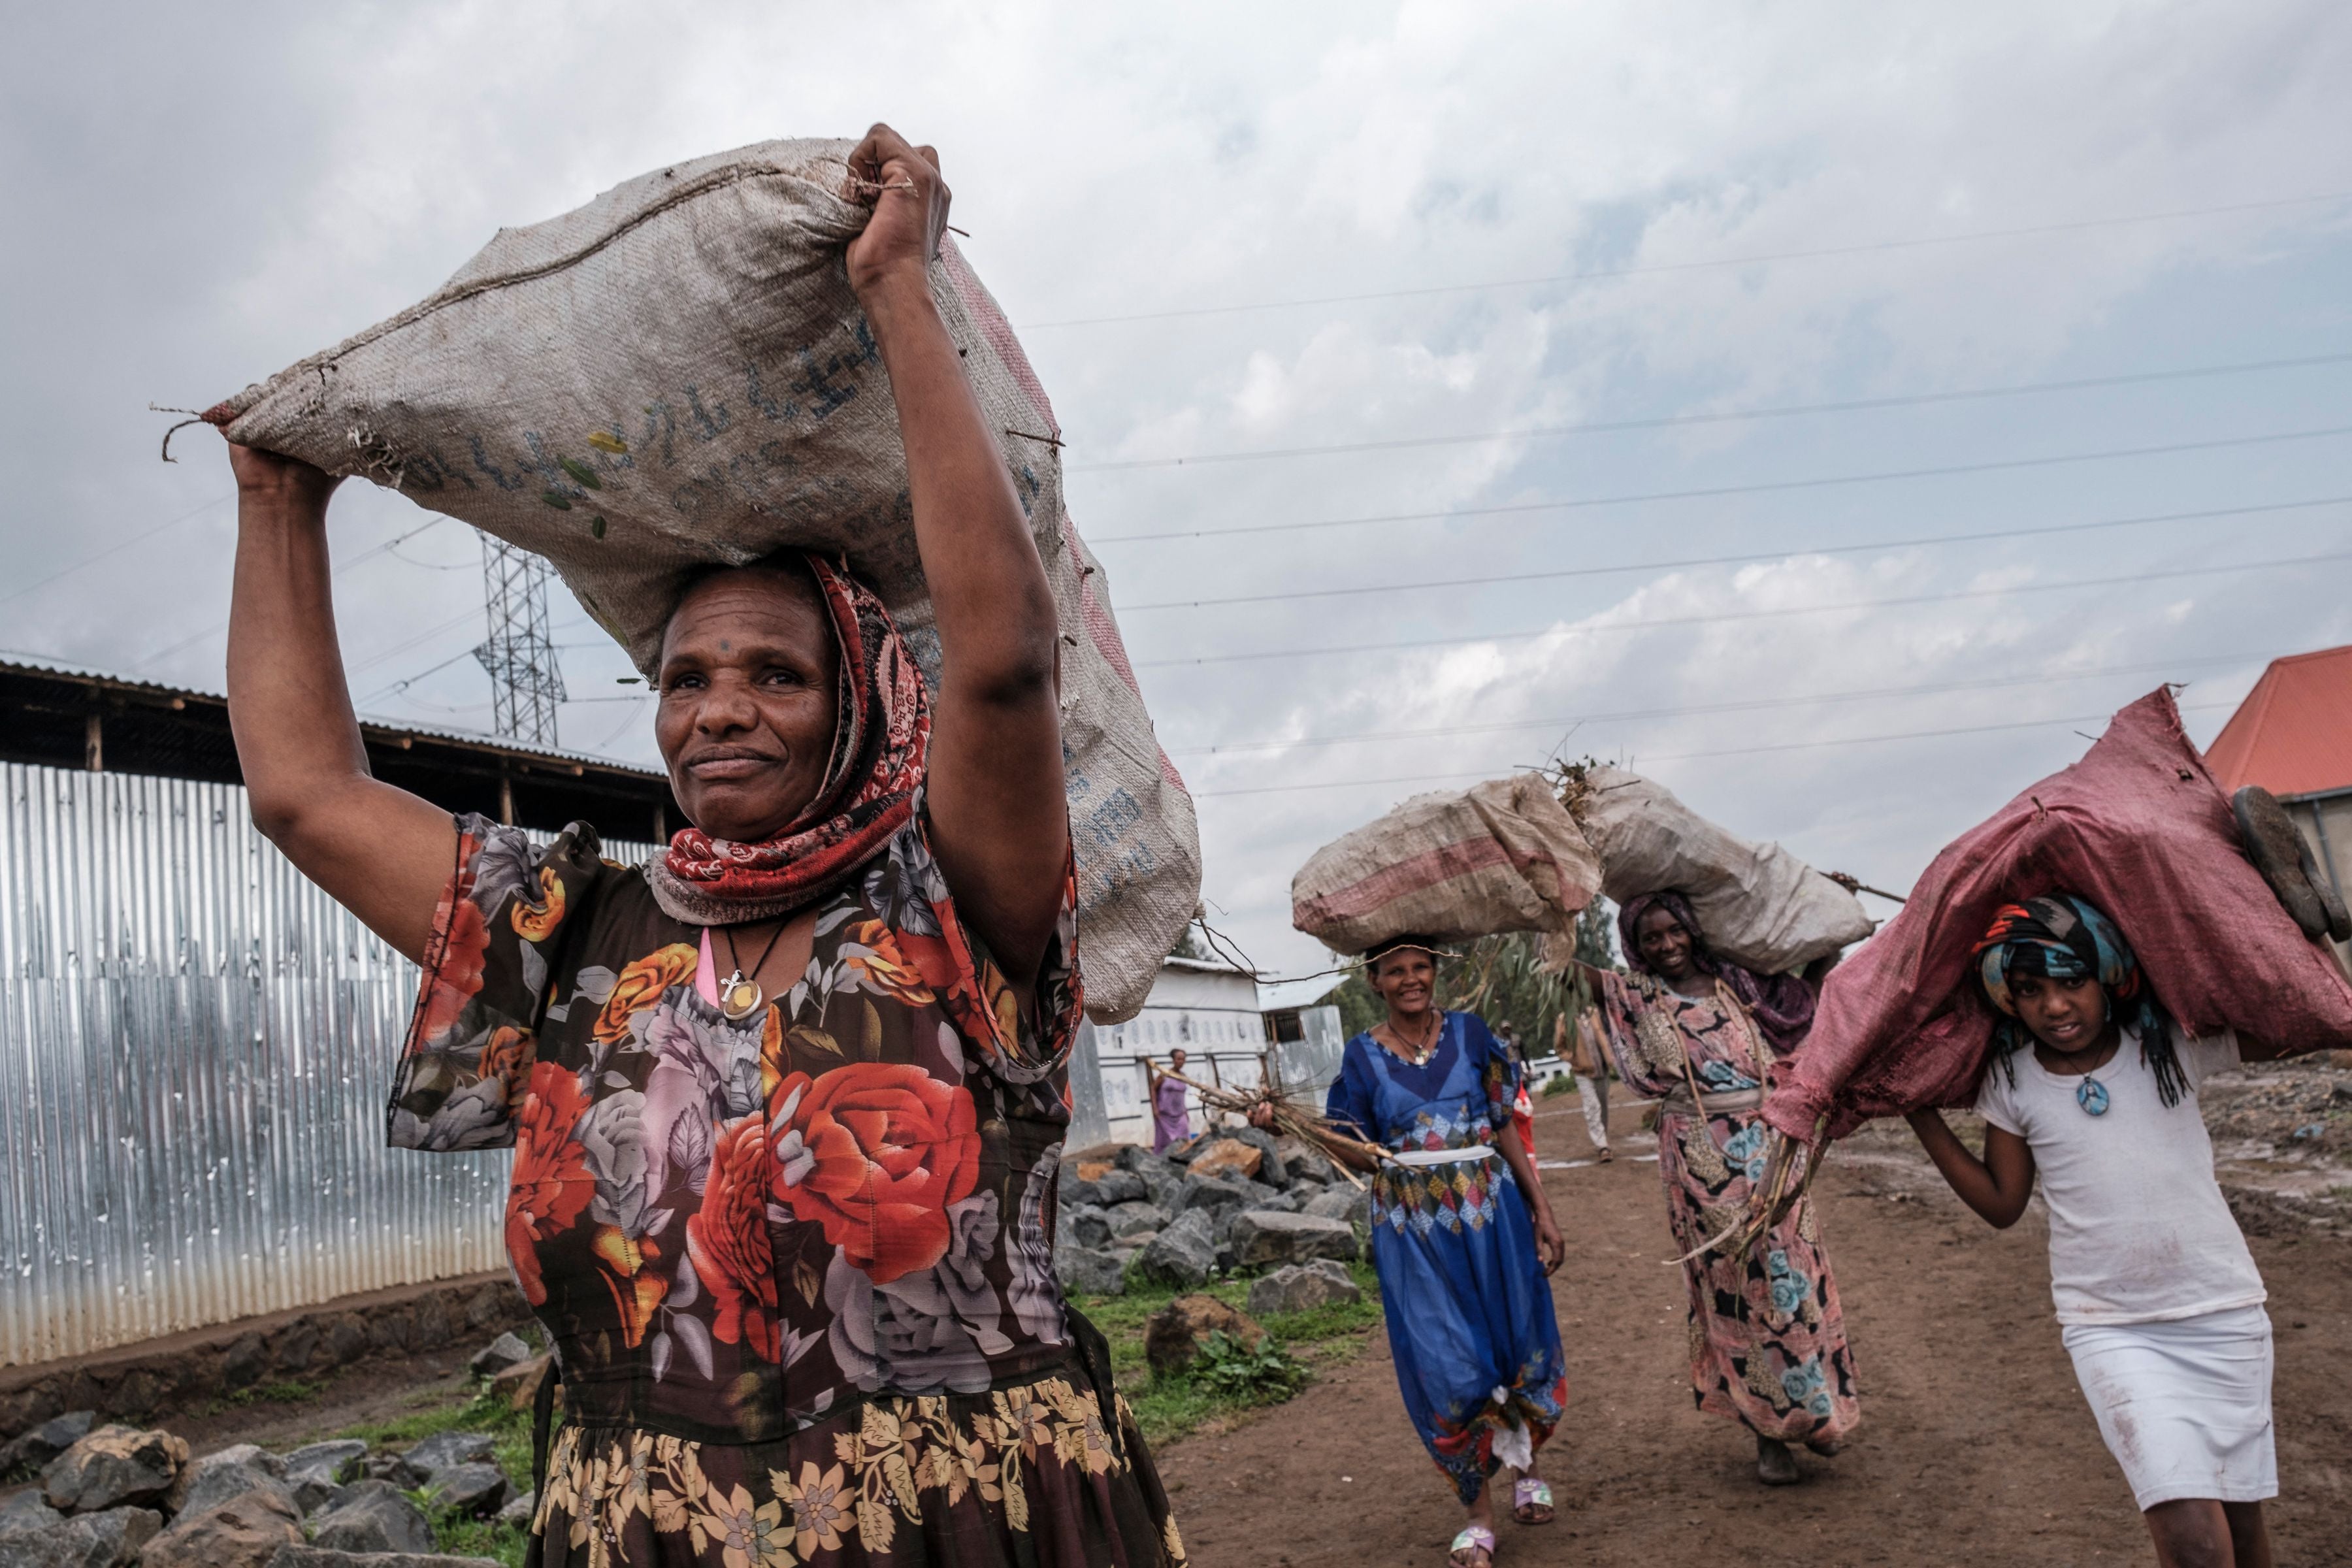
[{"x1": 1148, "y1": 1047, "x2": 1194, "y2": 1152}]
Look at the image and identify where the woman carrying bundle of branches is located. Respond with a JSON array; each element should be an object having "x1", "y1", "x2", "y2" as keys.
[
  {"x1": 1576, "y1": 892, "x2": 1859, "y2": 1484},
  {"x1": 1257, "y1": 935, "x2": 1565, "y2": 1568}
]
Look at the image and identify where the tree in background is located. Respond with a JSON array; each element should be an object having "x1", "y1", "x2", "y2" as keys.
[{"x1": 1324, "y1": 898, "x2": 1619, "y2": 1053}]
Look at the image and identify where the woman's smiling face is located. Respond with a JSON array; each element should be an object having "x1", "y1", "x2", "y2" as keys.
[
  {"x1": 1369, "y1": 948, "x2": 1437, "y2": 1016},
  {"x1": 1635, "y1": 904, "x2": 1697, "y2": 980},
  {"x1": 655, "y1": 564, "x2": 841, "y2": 843}
]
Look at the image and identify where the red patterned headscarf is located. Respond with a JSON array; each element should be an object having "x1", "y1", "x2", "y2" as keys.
[{"x1": 643, "y1": 554, "x2": 932, "y2": 926}]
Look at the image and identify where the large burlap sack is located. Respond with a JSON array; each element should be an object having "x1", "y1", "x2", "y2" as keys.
[
  {"x1": 1291, "y1": 775, "x2": 1601, "y2": 954},
  {"x1": 1762, "y1": 689, "x2": 2352, "y2": 1143},
  {"x1": 1568, "y1": 764, "x2": 1872, "y2": 973},
  {"x1": 201, "y1": 137, "x2": 1196, "y2": 1022}
]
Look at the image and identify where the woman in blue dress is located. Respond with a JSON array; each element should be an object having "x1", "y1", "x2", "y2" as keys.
[{"x1": 1266, "y1": 935, "x2": 1565, "y2": 1567}]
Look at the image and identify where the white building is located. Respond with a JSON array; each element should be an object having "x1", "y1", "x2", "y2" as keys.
[{"x1": 1066, "y1": 959, "x2": 1345, "y2": 1148}]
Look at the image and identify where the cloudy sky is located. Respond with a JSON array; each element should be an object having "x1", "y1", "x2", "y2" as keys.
[{"x1": 5, "y1": 1, "x2": 2349, "y2": 978}]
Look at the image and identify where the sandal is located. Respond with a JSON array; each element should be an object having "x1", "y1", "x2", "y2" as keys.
[
  {"x1": 1448, "y1": 1524, "x2": 1497, "y2": 1567},
  {"x1": 1511, "y1": 1478, "x2": 1554, "y2": 1526}
]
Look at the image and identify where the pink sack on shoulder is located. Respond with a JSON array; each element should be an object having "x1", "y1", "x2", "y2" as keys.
[{"x1": 1763, "y1": 688, "x2": 2352, "y2": 1143}]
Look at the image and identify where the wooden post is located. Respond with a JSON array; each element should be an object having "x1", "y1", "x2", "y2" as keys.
[
  {"x1": 83, "y1": 713, "x2": 102, "y2": 773},
  {"x1": 498, "y1": 772, "x2": 515, "y2": 827}
]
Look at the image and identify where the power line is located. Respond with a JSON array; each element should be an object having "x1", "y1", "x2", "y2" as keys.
[
  {"x1": 1134, "y1": 547, "x2": 2352, "y2": 670},
  {"x1": 1, "y1": 493, "x2": 235, "y2": 611},
  {"x1": 1020, "y1": 189, "x2": 2352, "y2": 329},
  {"x1": 1072, "y1": 351, "x2": 2352, "y2": 472},
  {"x1": 1166, "y1": 651, "x2": 2271, "y2": 758},
  {"x1": 1120, "y1": 496, "x2": 2349, "y2": 613},
  {"x1": 1091, "y1": 423, "x2": 2352, "y2": 545},
  {"x1": 1190, "y1": 702, "x2": 2234, "y2": 798},
  {"x1": 131, "y1": 516, "x2": 451, "y2": 672}
]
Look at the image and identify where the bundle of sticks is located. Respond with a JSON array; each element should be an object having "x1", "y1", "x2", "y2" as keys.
[
  {"x1": 1151, "y1": 1066, "x2": 1388, "y2": 1190},
  {"x1": 1678, "y1": 1113, "x2": 1834, "y2": 1264}
]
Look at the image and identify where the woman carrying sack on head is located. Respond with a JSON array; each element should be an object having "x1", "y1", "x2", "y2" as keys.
[
  {"x1": 1571, "y1": 892, "x2": 1858, "y2": 1485},
  {"x1": 220, "y1": 125, "x2": 1185, "y2": 1568},
  {"x1": 1258, "y1": 936, "x2": 1566, "y2": 1568},
  {"x1": 1908, "y1": 894, "x2": 2326, "y2": 1568}
]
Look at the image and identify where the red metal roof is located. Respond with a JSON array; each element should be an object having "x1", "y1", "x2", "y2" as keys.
[{"x1": 2206, "y1": 644, "x2": 2352, "y2": 798}]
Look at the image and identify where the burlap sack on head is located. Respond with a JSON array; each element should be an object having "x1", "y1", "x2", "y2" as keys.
[
  {"x1": 1568, "y1": 763, "x2": 1872, "y2": 974},
  {"x1": 1291, "y1": 775, "x2": 1601, "y2": 955},
  {"x1": 202, "y1": 136, "x2": 1197, "y2": 1022},
  {"x1": 1762, "y1": 688, "x2": 2352, "y2": 1143}
]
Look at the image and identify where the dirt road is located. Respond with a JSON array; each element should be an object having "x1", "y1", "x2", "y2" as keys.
[{"x1": 1156, "y1": 1085, "x2": 2352, "y2": 1568}]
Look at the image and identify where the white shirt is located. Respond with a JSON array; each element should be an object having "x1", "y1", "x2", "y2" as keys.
[{"x1": 1974, "y1": 1026, "x2": 2265, "y2": 1326}]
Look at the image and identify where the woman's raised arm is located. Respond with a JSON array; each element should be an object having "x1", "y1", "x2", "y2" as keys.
[
  {"x1": 224, "y1": 443, "x2": 456, "y2": 961},
  {"x1": 844, "y1": 124, "x2": 1067, "y2": 987}
]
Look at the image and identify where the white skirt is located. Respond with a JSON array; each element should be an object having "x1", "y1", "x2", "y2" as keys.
[{"x1": 2061, "y1": 1303, "x2": 2276, "y2": 1511}]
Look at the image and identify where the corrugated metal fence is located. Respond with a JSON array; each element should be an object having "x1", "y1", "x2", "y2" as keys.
[{"x1": 0, "y1": 761, "x2": 653, "y2": 1368}]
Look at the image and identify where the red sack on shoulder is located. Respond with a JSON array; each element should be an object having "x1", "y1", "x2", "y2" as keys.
[{"x1": 1763, "y1": 688, "x2": 2352, "y2": 1143}]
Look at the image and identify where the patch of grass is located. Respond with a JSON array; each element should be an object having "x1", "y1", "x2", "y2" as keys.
[
  {"x1": 1068, "y1": 1257, "x2": 1385, "y2": 1448},
  {"x1": 223, "y1": 1379, "x2": 323, "y2": 1407},
  {"x1": 423, "y1": 1501, "x2": 529, "y2": 1568},
  {"x1": 1541, "y1": 1073, "x2": 1576, "y2": 1098}
]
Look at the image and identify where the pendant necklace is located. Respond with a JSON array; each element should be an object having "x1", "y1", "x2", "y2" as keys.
[
  {"x1": 1388, "y1": 1013, "x2": 1441, "y2": 1068},
  {"x1": 719, "y1": 921, "x2": 789, "y2": 1022},
  {"x1": 2075, "y1": 1077, "x2": 2110, "y2": 1117}
]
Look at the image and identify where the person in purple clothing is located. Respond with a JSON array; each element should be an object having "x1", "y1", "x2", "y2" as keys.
[{"x1": 1147, "y1": 1047, "x2": 1194, "y2": 1151}]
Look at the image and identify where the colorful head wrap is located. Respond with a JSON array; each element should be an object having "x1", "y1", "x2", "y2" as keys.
[
  {"x1": 1970, "y1": 894, "x2": 2183, "y2": 1105},
  {"x1": 1616, "y1": 890, "x2": 1819, "y2": 1056},
  {"x1": 645, "y1": 553, "x2": 932, "y2": 926}
]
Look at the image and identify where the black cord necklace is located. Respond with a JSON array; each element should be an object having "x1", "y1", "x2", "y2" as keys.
[
  {"x1": 1383, "y1": 1010, "x2": 1441, "y2": 1068},
  {"x1": 718, "y1": 921, "x2": 789, "y2": 1022}
]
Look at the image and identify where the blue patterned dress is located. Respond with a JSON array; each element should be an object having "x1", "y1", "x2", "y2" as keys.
[{"x1": 1326, "y1": 1012, "x2": 1567, "y2": 1502}]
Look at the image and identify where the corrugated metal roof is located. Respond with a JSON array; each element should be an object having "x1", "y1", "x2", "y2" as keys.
[
  {"x1": 0, "y1": 649, "x2": 662, "y2": 781},
  {"x1": 2206, "y1": 644, "x2": 2352, "y2": 798}
]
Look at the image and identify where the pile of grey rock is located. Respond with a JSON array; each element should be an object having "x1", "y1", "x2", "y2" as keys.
[
  {"x1": 1053, "y1": 1130, "x2": 1366, "y2": 1296},
  {"x1": 0, "y1": 1381, "x2": 534, "y2": 1568}
]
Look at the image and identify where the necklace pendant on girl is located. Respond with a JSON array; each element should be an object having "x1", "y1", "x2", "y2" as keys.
[
  {"x1": 2075, "y1": 1076, "x2": 2110, "y2": 1117},
  {"x1": 721, "y1": 970, "x2": 764, "y2": 1022}
]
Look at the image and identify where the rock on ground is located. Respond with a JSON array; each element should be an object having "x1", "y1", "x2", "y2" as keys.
[
  {"x1": 351, "y1": 1458, "x2": 419, "y2": 1492},
  {"x1": 488, "y1": 1357, "x2": 552, "y2": 1413},
  {"x1": 0, "y1": 1507, "x2": 162, "y2": 1568},
  {"x1": 304, "y1": 1486, "x2": 434, "y2": 1558},
  {"x1": 465, "y1": 1333, "x2": 531, "y2": 1379},
  {"x1": 1245, "y1": 1260, "x2": 1363, "y2": 1317},
  {"x1": 1061, "y1": 1207, "x2": 1113, "y2": 1249},
  {"x1": 393, "y1": 1435, "x2": 491, "y2": 1483},
  {"x1": 1143, "y1": 1296, "x2": 1266, "y2": 1378},
  {"x1": 1300, "y1": 1187, "x2": 1364, "y2": 1222},
  {"x1": 1184, "y1": 1139, "x2": 1263, "y2": 1183},
  {"x1": 1052, "y1": 1245, "x2": 1128, "y2": 1298},
  {"x1": 492, "y1": 1493, "x2": 535, "y2": 1530},
  {"x1": 1227, "y1": 1211, "x2": 1360, "y2": 1268},
  {"x1": 267, "y1": 1550, "x2": 500, "y2": 1568},
  {"x1": 1221, "y1": 1128, "x2": 1290, "y2": 1188},
  {"x1": 275, "y1": 1445, "x2": 365, "y2": 1517},
  {"x1": 1, "y1": 1415, "x2": 98, "y2": 1482},
  {"x1": 0, "y1": 1494, "x2": 66, "y2": 1539},
  {"x1": 43, "y1": 1429, "x2": 189, "y2": 1516},
  {"x1": 1104, "y1": 1201, "x2": 1166, "y2": 1238},
  {"x1": 421, "y1": 1466, "x2": 505, "y2": 1520},
  {"x1": 139, "y1": 1490, "x2": 302, "y2": 1568},
  {"x1": 1132, "y1": 1210, "x2": 1218, "y2": 1289},
  {"x1": 172, "y1": 1449, "x2": 293, "y2": 1524}
]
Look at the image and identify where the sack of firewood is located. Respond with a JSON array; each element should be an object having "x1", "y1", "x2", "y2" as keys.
[
  {"x1": 198, "y1": 136, "x2": 1196, "y2": 1023},
  {"x1": 1291, "y1": 774, "x2": 1601, "y2": 954},
  {"x1": 1762, "y1": 689, "x2": 2352, "y2": 1143},
  {"x1": 1565, "y1": 762, "x2": 1873, "y2": 973}
]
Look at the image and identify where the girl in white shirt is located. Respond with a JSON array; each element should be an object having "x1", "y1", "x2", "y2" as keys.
[{"x1": 1908, "y1": 894, "x2": 2301, "y2": 1568}]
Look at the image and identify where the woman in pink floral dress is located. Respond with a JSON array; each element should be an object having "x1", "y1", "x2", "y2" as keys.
[
  {"x1": 220, "y1": 125, "x2": 1183, "y2": 1568},
  {"x1": 1588, "y1": 892, "x2": 1859, "y2": 1486}
]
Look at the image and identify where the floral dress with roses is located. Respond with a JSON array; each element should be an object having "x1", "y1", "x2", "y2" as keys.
[
  {"x1": 1595, "y1": 971, "x2": 1859, "y2": 1449},
  {"x1": 391, "y1": 807, "x2": 1185, "y2": 1568}
]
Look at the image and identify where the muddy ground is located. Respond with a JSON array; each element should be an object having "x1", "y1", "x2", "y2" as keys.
[{"x1": 1156, "y1": 1062, "x2": 2352, "y2": 1568}]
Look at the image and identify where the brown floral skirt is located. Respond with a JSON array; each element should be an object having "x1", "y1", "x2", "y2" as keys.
[{"x1": 527, "y1": 1373, "x2": 1186, "y2": 1568}]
